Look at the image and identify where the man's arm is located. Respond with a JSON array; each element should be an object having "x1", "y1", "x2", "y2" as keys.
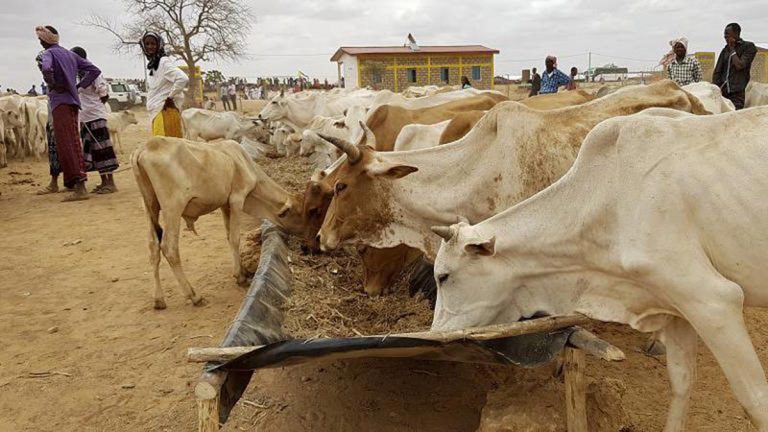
[
  {"x1": 557, "y1": 70, "x2": 571, "y2": 87},
  {"x1": 41, "y1": 51, "x2": 55, "y2": 88},
  {"x1": 731, "y1": 43, "x2": 757, "y2": 71},
  {"x1": 162, "y1": 59, "x2": 189, "y2": 99},
  {"x1": 76, "y1": 56, "x2": 101, "y2": 90}
]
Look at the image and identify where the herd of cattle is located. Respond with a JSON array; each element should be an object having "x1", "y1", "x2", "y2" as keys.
[
  {"x1": 0, "y1": 94, "x2": 139, "y2": 168},
  {"x1": 4, "y1": 78, "x2": 768, "y2": 429}
]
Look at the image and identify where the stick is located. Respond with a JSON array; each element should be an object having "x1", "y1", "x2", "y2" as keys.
[
  {"x1": 196, "y1": 371, "x2": 226, "y2": 432},
  {"x1": 564, "y1": 348, "x2": 588, "y2": 432},
  {"x1": 188, "y1": 314, "x2": 590, "y2": 363},
  {"x1": 567, "y1": 327, "x2": 625, "y2": 361}
]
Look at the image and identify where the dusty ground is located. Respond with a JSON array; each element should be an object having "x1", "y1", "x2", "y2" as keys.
[{"x1": 0, "y1": 107, "x2": 765, "y2": 432}]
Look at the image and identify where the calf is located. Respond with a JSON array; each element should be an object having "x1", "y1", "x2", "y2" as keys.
[
  {"x1": 131, "y1": 137, "x2": 304, "y2": 308},
  {"x1": 107, "y1": 110, "x2": 139, "y2": 153}
]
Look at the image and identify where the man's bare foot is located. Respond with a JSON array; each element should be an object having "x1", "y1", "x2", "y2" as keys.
[
  {"x1": 96, "y1": 184, "x2": 118, "y2": 194},
  {"x1": 62, "y1": 182, "x2": 89, "y2": 202},
  {"x1": 36, "y1": 184, "x2": 58, "y2": 195},
  {"x1": 91, "y1": 184, "x2": 104, "y2": 193}
]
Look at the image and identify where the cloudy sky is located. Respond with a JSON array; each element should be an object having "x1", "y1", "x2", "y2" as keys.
[{"x1": 1, "y1": 0, "x2": 766, "y2": 91}]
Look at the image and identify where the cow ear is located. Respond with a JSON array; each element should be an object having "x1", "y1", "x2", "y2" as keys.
[
  {"x1": 464, "y1": 236, "x2": 496, "y2": 256},
  {"x1": 368, "y1": 163, "x2": 418, "y2": 179}
]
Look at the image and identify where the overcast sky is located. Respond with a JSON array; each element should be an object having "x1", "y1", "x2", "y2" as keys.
[{"x1": 1, "y1": 0, "x2": 766, "y2": 91}]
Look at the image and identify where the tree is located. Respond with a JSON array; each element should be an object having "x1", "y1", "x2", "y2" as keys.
[
  {"x1": 203, "y1": 69, "x2": 226, "y2": 89},
  {"x1": 86, "y1": 0, "x2": 251, "y2": 108}
]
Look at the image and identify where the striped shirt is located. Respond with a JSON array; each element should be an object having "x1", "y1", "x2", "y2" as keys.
[{"x1": 667, "y1": 56, "x2": 702, "y2": 86}]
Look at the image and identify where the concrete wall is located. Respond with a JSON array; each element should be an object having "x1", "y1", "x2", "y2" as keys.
[{"x1": 339, "y1": 54, "x2": 358, "y2": 89}]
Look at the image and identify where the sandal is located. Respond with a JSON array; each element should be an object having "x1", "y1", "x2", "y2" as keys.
[
  {"x1": 96, "y1": 185, "x2": 118, "y2": 194},
  {"x1": 91, "y1": 184, "x2": 104, "y2": 193},
  {"x1": 36, "y1": 185, "x2": 59, "y2": 195}
]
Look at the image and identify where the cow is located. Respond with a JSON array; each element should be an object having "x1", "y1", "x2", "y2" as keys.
[
  {"x1": 430, "y1": 107, "x2": 768, "y2": 431},
  {"x1": 682, "y1": 82, "x2": 735, "y2": 113},
  {"x1": 746, "y1": 81, "x2": 768, "y2": 108},
  {"x1": 107, "y1": 110, "x2": 139, "y2": 153},
  {"x1": 182, "y1": 108, "x2": 263, "y2": 143},
  {"x1": 300, "y1": 105, "x2": 368, "y2": 159},
  {"x1": 364, "y1": 93, "x2": 508, "y2": 152},
  {"x1": 393, "y1": 120, "x2": 451, "y2": 151},
  {"x1": 0, "y1": 95, "x2": 29, "y2": 158},
  {"x1": 131, "y1": 137, "x2": 304, "y2": 309},
  {"x1": 520, "y1": 89, "x2": 596, "y2": 110},
  {"x1": 316, "y1": 80, "x2": 709, "y2": 262},
  {"x1": 257, "y1": 89, "x2": 377, "y2": 130}
]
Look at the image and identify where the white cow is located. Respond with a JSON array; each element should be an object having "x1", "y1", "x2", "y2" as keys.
[
  {"x1": 682, "y1": 82, "x2": 735, "y2": 113},
  {"x1": 393, "y1": 120, "x2": 451, "y2": 151},
  {"x1": 371, "y1": 88, "x2": 504, "y2": 111},
  {"x1": 300, "y1": 105, "x2": 368, "y2": 159},
  {"x1": 746, "y1": 81, "x2": 768, "y2": 108},
  {"x1": 431, "y1": 107, "x2": 768, "y2": 431},
  {"x1": 107, "y1": 110, "x2": 139, "y2": 153},
  {"x1": 0, "y1": 95, "x2": 28, "y2": 158},
  {"x1": 182, "y1": 108, "x2": 262, "y2": 142},
  {"x1": 257, "y1": 89, "x2": 376, "y2": 130}
]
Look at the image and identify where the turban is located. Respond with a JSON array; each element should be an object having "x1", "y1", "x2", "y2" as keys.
[
  {"x1": 35, "y1": 26, "x2": 59, "y2": 45},
  {"x1": 659, "y1": 37, "x2": 688, "y2": 67}
]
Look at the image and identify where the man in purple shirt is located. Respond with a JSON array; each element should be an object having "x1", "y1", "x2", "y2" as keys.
[{"x1": 35, "y1": 25, "x2": 101, "y2": 201}]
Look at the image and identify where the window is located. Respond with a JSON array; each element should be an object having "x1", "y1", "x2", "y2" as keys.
[
  {"x1": 472, "y1": 66, "x2": 481, "y2": 81},
  {"x1": 407, "y1": 68, "x2": 417, "y2": 83},
  {"x1": 373, "y1": 70, "x2": 382, "y2": 84},
  {"x1": 110, "y1": 83, "x2": 127, "y2": 93},
  {"x1": 440, "y1": 68, "x2": 449, "y2": 83}
]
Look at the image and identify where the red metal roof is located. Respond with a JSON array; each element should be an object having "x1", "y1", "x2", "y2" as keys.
[{"x1": 331, "y1": 45, "x2": 499, "y2": 62}]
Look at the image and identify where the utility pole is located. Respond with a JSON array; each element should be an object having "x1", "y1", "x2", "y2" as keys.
[{"x1": 588, "y1": 51, "x2": 592, "y2": 82}]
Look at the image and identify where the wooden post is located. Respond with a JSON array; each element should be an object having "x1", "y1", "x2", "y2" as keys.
[
  {"x1": 563, "y1": 348, "x2": 588, "y2": 432},
  {"x1": 196, "y1": 371, "x2": 227, "y2": 432}
]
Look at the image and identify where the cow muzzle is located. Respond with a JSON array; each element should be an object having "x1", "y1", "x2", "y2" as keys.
[{"x1": 318, "y1": 231, "x2": 340, "y2": 253}]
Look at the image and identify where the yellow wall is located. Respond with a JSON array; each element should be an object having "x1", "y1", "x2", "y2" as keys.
[{"x1": 356, "y1": 53, "x2": 495, "y2": 91}]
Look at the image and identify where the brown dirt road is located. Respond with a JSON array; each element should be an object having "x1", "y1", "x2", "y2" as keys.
[{"x1": 0, "y1": 108, "x2": 765, "y2": 431}]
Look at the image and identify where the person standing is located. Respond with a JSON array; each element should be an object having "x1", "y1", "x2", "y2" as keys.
[
  {"x1": 220, "y1": 84, "x2": 230, "y2": 111},
  {"x1": 41, "y1": 82, "x2": 48, "y2": 95},
  {"x1": 565, "y1": 67, "x2": 578, "y2": 90},
  {"x1": 529, "y1": 67, "x2": 541, "y2": 96},
  {"x1": 36, "y1": 25, "x2": 100, "y2": 201},
  {"x1": 228, "y1": 81, "x2": 237, "y2": 111},
  {"x1": 661, "y1": 37, "x2": 702, "y2": 87},
  {"x1": 460, "y1": 76, "x2": 472, "y2": 89},
  {"x1": 35, "y1": 50, "x2": 63, "y2": 195},
  {"x1": 713, "y1": 23, "x2": 757, "y2": 110},
  {"x1": 71, "y1": 46, "x2": 119, "y2": 194},
  {"x1": 141, "y1": 31, "x2": 188, "y2": 137},
  {"x1": 28, "y1": 84, "x2": 38, "y2": 96},
  {"x1": 539, "y1": 56, "x2": 571, "y2": 94}
]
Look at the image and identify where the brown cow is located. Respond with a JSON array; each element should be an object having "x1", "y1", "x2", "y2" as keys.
[{"x1": 366, "y1": 93, "x2": 508, "y2": 151}]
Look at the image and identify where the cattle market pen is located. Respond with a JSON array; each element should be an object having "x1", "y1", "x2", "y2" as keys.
[{"x1": 187, "y1": 222, "x2": 625, "y2": 432}]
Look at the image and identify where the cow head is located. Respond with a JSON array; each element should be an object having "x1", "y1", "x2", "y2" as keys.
[
  {"x1": 274, "y1": 194, "x2": 305, "y2": 235},
  {"x1": 359, "y1": 245, "x2": 421, "y2": 296},
  {"x1": 300, "y1": 178, "x2": 334, "y2": 253},
  {"x1": 430, "y1": 222, "x2": 509, "y2": 331},
  {"x1": 258, "y1": 94, "x2": 288, "y2": 122},
  {"x1": 3, "y1": 110, "x2": 23, "y2": 128},
  {"x1": 316, "y1": 121, "x2": 418, "y2": 251},
  {"x1": 122, "y1": 110, "x2": 139, "y2": 126}
]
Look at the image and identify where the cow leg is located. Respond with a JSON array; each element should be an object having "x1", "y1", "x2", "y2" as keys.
[
  {"x1": 148, "y1": 222, "x2": 165, "y2": 309},
  {"x1": 671, "y1": 276, "x2": 768, "y2": 430},
  {"x1": 114, "y1": 132, "x2": 122, "y2": 154},
  {"x1": 659, "y1": 317, "x2": 698, "y2": 432},
  {"x1": 222, "y1": 204, "x2": 246, "y2": 285},
  {"x1": 160, "y1": 212, "x2": 204, "y2": 306}
]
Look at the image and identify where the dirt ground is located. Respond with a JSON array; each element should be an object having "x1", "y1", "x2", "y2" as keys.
[{"x1": 1, "y1": 107, "x2": 766, "y2": 432}]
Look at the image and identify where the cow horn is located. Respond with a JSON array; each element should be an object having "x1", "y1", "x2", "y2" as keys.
[
  {"x1": 431, "y1": 226, "x2": 454, "y2": 241},
  {"x1": 318, "y1": 134, "x2": 361, "y2": 163},
  {"x1": 358, "y1": 120, "x2": 376, "y2": 148}
]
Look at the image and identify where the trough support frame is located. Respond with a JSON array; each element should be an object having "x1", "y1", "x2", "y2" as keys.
[
  {"x1": 196, "y1": 370, "x2": 227, "y2": 432},
  {"x1": 564, "y1": 347, "x2": 588, "y2": 432}
]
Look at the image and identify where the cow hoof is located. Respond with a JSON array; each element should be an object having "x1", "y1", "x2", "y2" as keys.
[
  {"x1": 191, "y1": 296, "x2": 206, "y2": 307},
  {"x1": 643, "y1": 339, "x2": 667, "y2": 356},
  {"x1": 153, "y1": 299, "x2": 167, "y2": 310}
]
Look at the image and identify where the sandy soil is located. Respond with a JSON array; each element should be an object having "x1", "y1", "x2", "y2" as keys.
[{"x1": 0, "y1": 107, "x2": 765, "y2": 432}]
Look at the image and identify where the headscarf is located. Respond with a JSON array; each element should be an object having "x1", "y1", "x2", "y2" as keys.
[
  {"x1": 659, "y1": 37, "x2": 688, "y2": 67},
  {"x1": 140, "y1": 31, "x2": 166, "y2": 75},
  {"x1": 35, "y1": 25, "x2": 59, "y2": 45}
]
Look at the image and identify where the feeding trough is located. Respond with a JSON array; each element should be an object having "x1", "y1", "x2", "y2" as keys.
[{"x1": 189, "y1": 221, "x2": 624, "y2": 432}]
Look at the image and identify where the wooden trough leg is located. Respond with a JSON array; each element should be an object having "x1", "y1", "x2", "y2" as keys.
[
  {"x1": 196, "y1": 371, "x2": 227, "y2": 432},
  {"x1": 564, "y1": 347, "x2": 588, "y2": 432}
]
